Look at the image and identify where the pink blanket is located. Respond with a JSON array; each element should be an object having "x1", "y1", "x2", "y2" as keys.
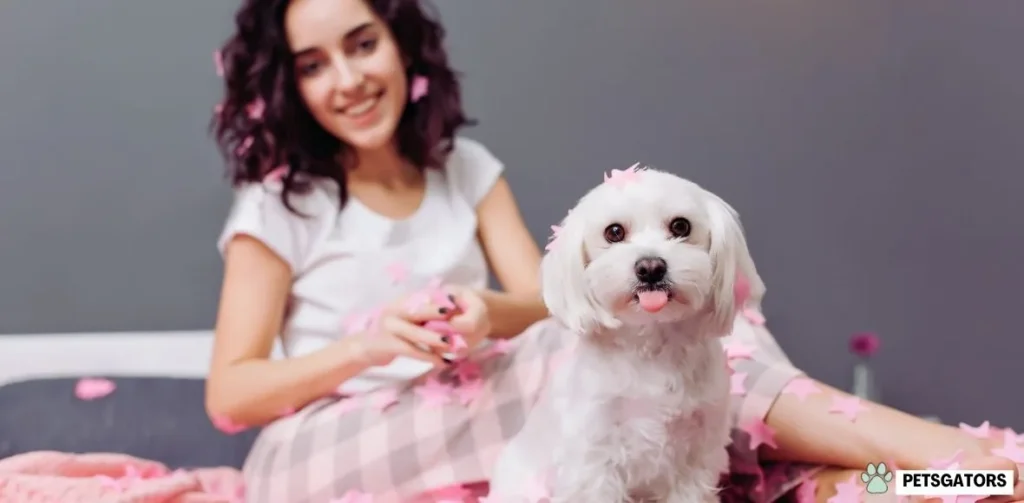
[{"x1": 0, "y1": 451, "x2": 245, "y2": 503}]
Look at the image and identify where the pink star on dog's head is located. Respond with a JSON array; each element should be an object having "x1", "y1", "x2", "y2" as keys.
[
  {"x1": 741, "y1": 419, "x2": 777, "y2": 450},
  {"x1": 603, "y1": 163, "x2": 643, "y2": 188},
  {"x1": 782, "y1": 377, "x2": 821, "y2": 402},
  {"x1": 828, "y1": 395, "x2": 868, "y2": 422}
]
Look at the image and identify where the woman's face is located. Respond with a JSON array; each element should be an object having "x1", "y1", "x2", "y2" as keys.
[{"x1": 285, "y1": 0, "x2": 409, "y2": 155}]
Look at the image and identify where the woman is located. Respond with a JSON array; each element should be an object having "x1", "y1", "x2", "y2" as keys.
[{"x1": 207, "y1": 0, "x2": 1023, "y2": 501}]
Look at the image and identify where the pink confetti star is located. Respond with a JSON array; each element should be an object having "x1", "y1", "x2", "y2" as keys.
[
  {"x1": 211, "y1": 414, "x2": 248, "y2": 435},
  {"x1": 795, "y1": 478, "x2": 817, "y2": 503},
  {"x1": 235, "y1": 136, "x2": 254, "y2": 156},
  {"x1": 929, "y1": 449, "x2": 964, "y2": 470},
  {"x1": 722, "y1": 340, "x2": 755, "y2": 360},
  {"x1": 990, "y1": 429, "x2": 1024, "y2": 463},
  {"x1": 410, "y1": 75, "x2": 430, "y2": 102},
  {"x1": 331, "y1": 490, "x2": 373, "y2": 503},
  {"x1": 730, "y1": 372, "x2": 747, "y2": 395},
  {"x1": 545, "y1": 224, "x2": 563, "y2": 251},
  {"x1": 742, "y1": 307, "x2": 766, "y2": 325},
  {"x1": 369, "y1": 388, "x2": 399, "y2": 412},
  {"x1": 213, "y1": 50, "x2": 224, "y2": 77},
  {"x1": 827, "y1": 473, "x2": 863, "y2": 503},
  {"x1": 386, "y1": 261, "x2": 409, "y2": 284},
  {"x1": 603, "y1": 163, "x2": 643, "y2": 188},
  {"x1": 740, "y1": 419, "x2": 777, "y2": 450},
  {"x1": 958, "y1": 420, "x2": 991, "y2": 439},
  {"x1": 453, "y1": 378, "x2": 484, "y2": 406},
  {"x1": 414, "y1": 377, "x2": 453, "y2": 407},
  {"x1": 828, "y1": 395, "x2": 868, "y2": 422},
  {"x1": 782, "y1": 377, "x2": 821, "y2": 402},
  {"x1": 75, "y1": 377, "x2": 116, "y2": 400},
  {"x1": 264, "y1": 165, "x2": 288, "y2": 182},
  {"x1": 246, "y1": 98, "x2": 265, "y2": 120}
]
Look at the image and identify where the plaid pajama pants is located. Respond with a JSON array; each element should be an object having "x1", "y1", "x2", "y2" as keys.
[{"x1": 242, "y1": 315, "x2": 820, "y2": 503}]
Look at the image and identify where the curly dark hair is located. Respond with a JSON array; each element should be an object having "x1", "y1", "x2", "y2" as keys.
[{"x1": 210, "y1": 0, "x2": 474, "y2": 214}]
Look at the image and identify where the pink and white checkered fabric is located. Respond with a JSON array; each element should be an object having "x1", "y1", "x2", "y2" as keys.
[{"x1": 243, "y1": 315, "x2": 819, "y2": 503}]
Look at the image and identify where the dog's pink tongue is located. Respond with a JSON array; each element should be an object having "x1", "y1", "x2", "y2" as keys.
[{"x1": 637, "y1": 291, "x2": 669, "y2": 313}]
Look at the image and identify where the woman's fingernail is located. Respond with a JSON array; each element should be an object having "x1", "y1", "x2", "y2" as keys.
[
  {"x1": 443, "y1": 357, "x2": 454, "y2": 365},
  {"x1": 439, "y1": 307, "x2": 448, "y2": 314},
  {"x1": 441, "y1": 336, "x2": 450, "y2": 344}
]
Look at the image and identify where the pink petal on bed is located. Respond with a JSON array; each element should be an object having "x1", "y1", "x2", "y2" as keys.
[{"x1": 75, "y1": 378, "x2": 116, "y2": 400}]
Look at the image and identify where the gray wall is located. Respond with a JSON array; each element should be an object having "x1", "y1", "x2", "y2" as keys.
[{"x1": 2, "y1": 1, "x2": 1021, "y2": 427}]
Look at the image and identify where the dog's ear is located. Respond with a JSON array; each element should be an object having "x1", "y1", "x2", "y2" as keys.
[
  {"x1": 704, "y1": 191, "x2": 763, "y2": 334},
  {"x1": 541, "y1": 208, "x2": 621, "y2": 334}
]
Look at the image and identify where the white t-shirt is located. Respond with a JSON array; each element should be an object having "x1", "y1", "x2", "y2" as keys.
[{"x1": 217, "y1": 137, "x2": 504, "y2": 394}]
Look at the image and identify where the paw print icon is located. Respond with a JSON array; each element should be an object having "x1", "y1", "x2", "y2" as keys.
[{"x1": 862, "y1": 462, "x2": 894, "y2": 494}]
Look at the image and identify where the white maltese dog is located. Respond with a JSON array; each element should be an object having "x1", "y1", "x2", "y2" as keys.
[{"x1": 488, "y1": 166, "x2": 764, "y2": 503}]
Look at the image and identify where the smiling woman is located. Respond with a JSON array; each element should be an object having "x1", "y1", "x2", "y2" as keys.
[{"x1": 211, "y1": 0, "x2": 471, "y2": 213}]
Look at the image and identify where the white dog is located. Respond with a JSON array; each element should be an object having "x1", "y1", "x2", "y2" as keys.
[{"x1": 487, "y1": 166, "x2": 764, "y2": 503}]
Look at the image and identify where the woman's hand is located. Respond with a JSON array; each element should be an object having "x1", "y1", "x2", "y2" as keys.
[
  {"x1": 348, "y1": 299, "x2": 454, "y2": 368},
  {"x1": 442, "y1": 286, "x2": 492, "y2": 356}
]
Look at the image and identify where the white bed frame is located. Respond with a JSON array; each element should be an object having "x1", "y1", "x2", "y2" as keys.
[{"x1": 0, "y1": 330, "x2": 284, "y2": 386}]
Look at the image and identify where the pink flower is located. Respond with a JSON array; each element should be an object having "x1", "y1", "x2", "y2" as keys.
[{"x1": 849, "y1": 332, "x2": 880, "y2": 358}]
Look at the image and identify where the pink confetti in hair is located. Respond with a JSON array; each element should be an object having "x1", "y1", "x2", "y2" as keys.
[
  {"x1": 410, "y1": 74, "x2": 430, "y2": 103},
  {"x1": 213, "y1": 50, "x2": 225, "y2": 77},
  {"x1": 264, "y1": 164, "x2": 288, "y2": 182},
  {"x1": 246, "y1": 98, "x2": 265, "y2": 120},
  {"x1": 213, "y1": 103, "x2": 224, "y2": 115},
  {"x1": 235, "y1": 136, "x2": 254, "y2": 156}
]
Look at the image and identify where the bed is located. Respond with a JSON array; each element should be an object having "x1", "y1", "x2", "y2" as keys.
[{"x1": 0, "y1": 330, "x2": 277, "y2": 469}]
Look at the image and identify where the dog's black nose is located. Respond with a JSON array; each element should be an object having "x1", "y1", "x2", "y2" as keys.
[{"x1": 634, "y1": 256, "x2": 667, "y2": 283}]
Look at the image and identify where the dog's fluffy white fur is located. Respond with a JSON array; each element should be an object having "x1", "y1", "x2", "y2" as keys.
[{"x1": 488, "y1": 168, "x2": 765, "y2": 503}]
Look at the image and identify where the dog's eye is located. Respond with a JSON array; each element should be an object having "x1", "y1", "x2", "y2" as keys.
[
  {"x1": 669, "y1": 217, "x2": 692, "y2": 238},
  {"x1": 603, "y1": 223, "x2": 626, "y2": 243}
]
